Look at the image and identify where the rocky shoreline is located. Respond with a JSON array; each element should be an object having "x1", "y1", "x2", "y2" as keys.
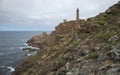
[{"x1": 13, "y1": 2, "x2": 120, "y2": 75}]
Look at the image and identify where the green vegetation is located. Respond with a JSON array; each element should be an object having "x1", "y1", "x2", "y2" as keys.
[
  {"x1": 78, "y1": 33, "x2": 90, "y2": 39},
  {"x1": 71, "y1": 40, "x2": 79, "y2": 46},
  {"x1": 85, "y1": 52, "x2": 99, "y2": 60}
]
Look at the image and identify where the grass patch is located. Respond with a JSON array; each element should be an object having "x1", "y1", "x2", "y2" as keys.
[
  {"x1": 85, "y1": 52, "x2": 99, "y2": 60},
  {"x1": 78, "y1": 33, "x2": 90, "y2": 39},
  {"x1": 105, "y1": 39, "x2": 120, "y2": 51}
]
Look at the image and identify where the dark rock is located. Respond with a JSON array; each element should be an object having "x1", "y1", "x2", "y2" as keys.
[
  {"x1": 56, "y1": 67, "x2": 67, "y2": 75},
  {"x1": 108, "y1": 35, "x2": 119, "y2": 43},
  {"x1": 22, "y1": 48, "x2": 38, "y2": 51},
  {"x1": 106, "y1": 67, "x2": 120, "y2": 75},
  {"x1": 107, "y1": 44, "x2": 120, "y2": 61}
]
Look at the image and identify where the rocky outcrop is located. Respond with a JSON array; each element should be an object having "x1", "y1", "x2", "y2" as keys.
[
  {"x1": 27, "y1": 32, "x2": 49, "y2": 49},
  {"x1": 52, "y1": 20, "x2": 86, "y2": 35},
  {"x1": 107, "y1": 44, "x2": 120, "y2": 61},
  {"x1": 13, "y1": 1, "x2": 120, "y2": 75}
]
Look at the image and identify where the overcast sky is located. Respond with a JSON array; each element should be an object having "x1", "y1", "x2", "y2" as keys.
[{"x1": 0, "y1": 0, "x2": 118, "y2": 31}]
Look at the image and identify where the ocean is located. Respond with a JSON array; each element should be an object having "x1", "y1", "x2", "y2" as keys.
[{"x1": 0, "y1": 31, "x2": 42, "y2": 75}]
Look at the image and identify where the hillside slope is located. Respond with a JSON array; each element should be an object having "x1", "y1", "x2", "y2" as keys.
[{"x1": 13, "y1": 2, "x2": 120, "y2": 75}]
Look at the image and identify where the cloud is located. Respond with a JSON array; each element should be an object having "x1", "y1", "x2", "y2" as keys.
[{"x1": 0, "y1": 0, "x2": 118, "y2": 31}]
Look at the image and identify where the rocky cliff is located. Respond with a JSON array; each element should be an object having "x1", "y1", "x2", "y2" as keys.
[{"x1": 13, "y1": 2, "x2": 120, "y2": 75}]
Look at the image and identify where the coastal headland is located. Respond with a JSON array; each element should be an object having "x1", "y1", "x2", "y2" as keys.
[{"x1": 13, "y1": 2, "x2": 120, "y2": 75}]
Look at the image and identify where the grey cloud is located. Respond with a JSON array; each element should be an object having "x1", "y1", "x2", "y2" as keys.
[{"x1": 0, "y1": 0, "x2": 118, "y2": 31}]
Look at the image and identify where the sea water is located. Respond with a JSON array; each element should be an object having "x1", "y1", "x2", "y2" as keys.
[{"x1": 0, "y1": 31, "x2": 42, "y2": 75}]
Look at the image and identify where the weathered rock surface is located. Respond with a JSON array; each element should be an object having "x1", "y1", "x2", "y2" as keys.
[{"x1": 107, "y1": 44, "x2": 120, "y2": 61}]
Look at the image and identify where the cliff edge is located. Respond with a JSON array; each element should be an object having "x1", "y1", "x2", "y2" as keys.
[{"x1": 13, "y1": 2, "x2": 120, "y2": 75}]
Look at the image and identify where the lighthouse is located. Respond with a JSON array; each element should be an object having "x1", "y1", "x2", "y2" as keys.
[{"x1": 76, "y1": 8, "x2": 79, "y2": 20}]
